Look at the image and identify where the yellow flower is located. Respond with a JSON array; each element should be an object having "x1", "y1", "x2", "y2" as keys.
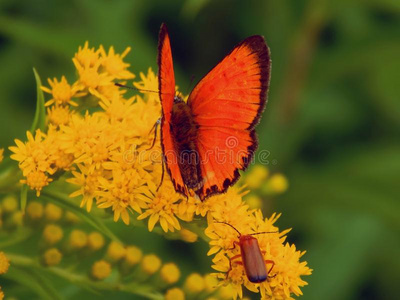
[
  {"x1": 73, "y1": 58, "x2": 114, "y2": 101},
  {"x1": 99, "y1": 45, "x2": 135, "y2": 79},
  {"x1": 206, "y1": 191, "x2": 312, "y2": 300},
  {"x1": 160, "y1": 263, "x2": 181, "y2": 284},
  {"x1": 165, "y1": 288, "x2": 185, "y2": 300},
  {"x1": 91, "y1": 260, "x2": 112, "y2": 280},
  {"x1": 0, "y1": 148, "x2": 4, "y2": 163},
  {"x1": 141, "y1": 254, "x2": 161, "y2": 275},
  {"x1": 106, "y1": 241, "x2": 126, "y2": 262},
  {"x1": 9, "y1": 130, "x2": 56, "y2": 176},
  {"x1": 2, "y1": 195, "x2": 18, "y2": 213},
  {"x1": 43, "y1": 224, "x2": 63, "y2": 245},
  {"x1": 26, "y1": 201, "x2": 44, "y2": 220},
  {"x1": 44, "y1": 203, "x2": 63, "y2": 221},
  {"x1": 0, "y1": 252, "x2": 10, "y2": 274},
  {"x1": 68, "y1": 229, "x2": 87, "y2": 250},
  {"x1": 137, "y1": 182, "x2": 183, "y2": 232},
  {"x1": 47, "y1": 105, "x2": 73, "y2": 127},
  {"x1": 133, "y1": 68, "x2": 159, "y2": 103},
  {"x1": 41, "y1": 76, "x2": 83, "y2": 107},
  {"x1": 184, "y1": 273, "x2": 205, "y2": 294},
  {"x1": 124, "y1": 245, "x2": 142, "y2": 266},
  {"x1": 74, "y1": 41, "x2": 101, "y2": 68},
  {"x1": 87, "y1": 232, "x2": 105, "y2": 251},
  {"x1": 42, "y1": 248, "x2": 62, "y2": 266}
]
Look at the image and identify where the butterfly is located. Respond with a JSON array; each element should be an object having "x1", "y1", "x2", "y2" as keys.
[{"x1": 158, "y1": 23, "x2": 271, "y2": 201}]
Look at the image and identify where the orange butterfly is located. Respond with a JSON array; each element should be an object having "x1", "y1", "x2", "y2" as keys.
[{"x1": 158, "y1": 23, "x2": 271, "y2": 201}]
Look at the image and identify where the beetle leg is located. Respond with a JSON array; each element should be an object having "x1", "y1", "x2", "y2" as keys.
[
  {"x1": 227, "y1": 240, "x2": 240, "y2": 251},
  {"x1": 265, "y1": 259, "x2": 275, "y2": 276},
  {"x1": 226, "y1": 254, "x2": 242, "y2": 279}
]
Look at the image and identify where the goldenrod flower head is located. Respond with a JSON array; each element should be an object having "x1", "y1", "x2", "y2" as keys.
[
  {"x1": 91, "y1": 260, "x2": 112, "y2": 280},
  {"x1": 2, "y1": 195, "x2": 18, "y2": 213},
  {"x1": 87, "y1": 232, "x2": 105, "y2": 251},
  {"x1": 0, "y1": 148, "x2": 3, "y2": 163},
  {"x1": 206, "y1": 206, "x2": 312, "y2": 299},
  {"x1": 106, "y1": 241, "x2": 126, "y2": 262},
  {"x1": 133, "y1": 68, "x2": 159, "y2": 103},
  {"x1": 244, "y1": 165, "x2": 269, "y2": 189},
  {"x1": 244, "y1": 194, "x2": 262, "y2": 209},
  {"x1": 41, "y1": 76, "x2": 82, "y2": 107},
  {"x1": 43, "y1": 224, "x2": 63, "y2": 245},
  {"x1": 99, "y1": 45, "x2": 135, "y2": 79},
  {"x1": 124, "y1": 245, "x2": 142, "y2": 266},
  {"x1": 165, "y1": 287, "x2": 185, "y2": 300},
  {"x1": 0, "y1": 287, "x2": 3, "y2": 300},
  {"x1": 47, "y1": 105, "x2": 73, "y2": 127},
  {"x1": 179, "y1": 228, "x2": 198, "y2": 243},
  {"x1": 264, "y1": 173, "x2": 289, "y2": 194},
  {"x1": 204, "y1": 274, "x2": 219, "y2": 293},
  {"x1": 141, "y1": 254, "x2": 161, "y2": 275},
  {"x1": 26, "y1": 201, "x2": 44, "y2": 220},
  {"x1": 64, "y1": 211, "x2": 80, "y2": 224},
  {"x1": 10, "y1": 211, "x2": 23, "y2": 227},
  {"x1": 184, "y1": 273, "x2": 205, "y2": 294},
  {"x1": 44, "y1": 203, "x2": 63, "y2": 221},
  {"x1": 137, "y1": 183, "x2": 182, "y2": 232},
  {"x1": 43, "y1": 248, "x2": 62, "y2": 266},
  {"x1": 68, "y1": 229, "x2": 87, "y2": 250},
  {"x1": 75, "y1": 41, "x2": 101, "y2": 68},
  {"x1": 217, "y1": 285, "x2": 235, "y2": 299},
  {"x1": 160, "y1": 263, "x2": 181, "y2": 284},
  {"x1": 0, "y1": 252, "x2": 10, "y2": 274}
]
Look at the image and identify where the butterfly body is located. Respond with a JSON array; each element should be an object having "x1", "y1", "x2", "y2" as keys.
[
  {"x1": 169, "y1": 96, "x2": 202, "y2": 191},
  {"x1": 158, "y1": 24, "x2": 271, "y2": 200}
]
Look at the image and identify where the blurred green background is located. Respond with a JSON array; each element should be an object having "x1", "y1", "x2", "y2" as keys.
[{"x1": 0, "y1": 0, "x2": 399, "y2": 299}]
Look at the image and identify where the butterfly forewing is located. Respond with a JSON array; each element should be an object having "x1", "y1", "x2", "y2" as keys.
[
  {"x1": 187, "y1": 36, "x2": 271, "y2": 199},
  {"x1": 158, "y1": 24, "x2": 185, "y2": 194}
]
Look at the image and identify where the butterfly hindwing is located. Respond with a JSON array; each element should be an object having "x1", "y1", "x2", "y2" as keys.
[{"x1": 188, "y1": 35, "x2": 271, "y2": 199}]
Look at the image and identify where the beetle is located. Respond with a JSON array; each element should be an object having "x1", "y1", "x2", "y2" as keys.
[{"x1": 215, "y1": 221, "x2": 276, "y2": 283}]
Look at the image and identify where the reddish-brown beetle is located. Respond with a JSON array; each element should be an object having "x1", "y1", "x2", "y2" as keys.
[{"x1": 215, "y1": 222, "x2": 276, "y2": 283}]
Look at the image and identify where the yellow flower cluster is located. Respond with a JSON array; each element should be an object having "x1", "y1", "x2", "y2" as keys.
[
  {"x1": 7, "y1": 43, "x2": 311, "y2": 299},
  {"x1": 205, "y1": 187, "x2": 312, "y2": 299},
  {"x1": 0, "y1": 251, "x2": 10, "y2": 299}
]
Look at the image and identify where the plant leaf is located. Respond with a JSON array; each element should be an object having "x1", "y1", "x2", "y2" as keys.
[
  {"x1": 20, "y1": 183, "x2": 28, "y2": 212},
  {"x1": 30, "y1": 68, "x2": 46, "y2": 132}
]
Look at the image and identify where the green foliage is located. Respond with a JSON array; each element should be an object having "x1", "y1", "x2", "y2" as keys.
[{"x1": 0, "y1": 0, "x2": 399, "y2": 299}]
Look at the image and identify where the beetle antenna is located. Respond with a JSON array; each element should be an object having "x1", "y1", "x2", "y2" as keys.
[
  {"x1": 250, "y1": 231, "x2": 278, "y2": 236},
  {"x1": 214, "y1": 221, "x2": 241, "y2": 237}
]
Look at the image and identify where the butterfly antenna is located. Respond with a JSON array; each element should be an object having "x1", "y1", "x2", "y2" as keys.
[
  {"x1": 115, "y1": 82, "x2": 159, "y2": 94},
  {"x1": 184, "y1": 75, "x2": 196, "y2": 96},
  {"x1": 214, "y1": 221, "x2": 241, "y2": 237}
]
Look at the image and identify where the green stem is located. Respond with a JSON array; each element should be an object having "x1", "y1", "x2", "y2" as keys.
[{"x1": 6, "y1": 253, "x2": 164, "y2": 300}]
